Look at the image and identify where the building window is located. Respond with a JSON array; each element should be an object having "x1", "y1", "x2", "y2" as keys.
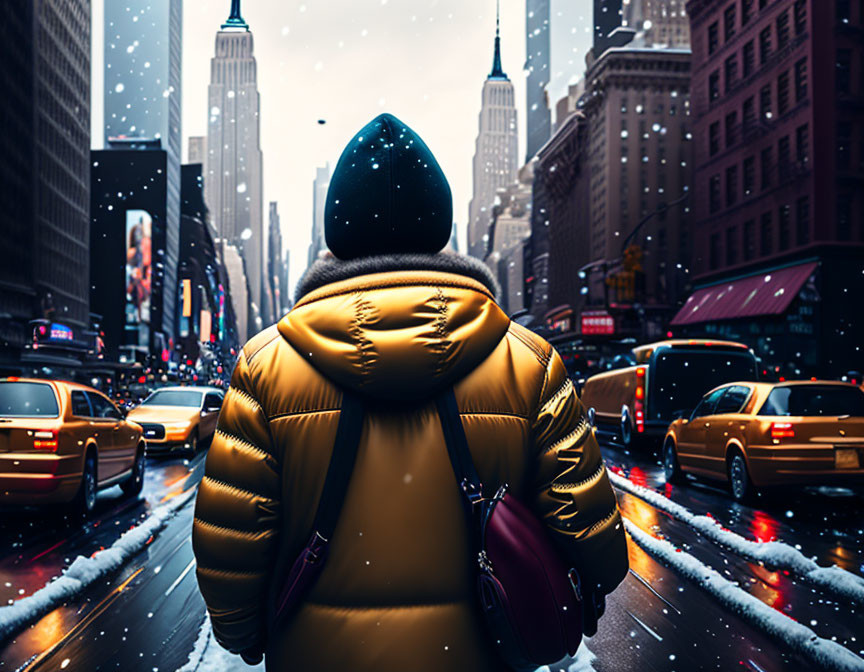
[
  {"x1": 743, "y1": 156, "x2": 755, "y2": 196},
  {"x1": 743, "y1": 219, "x2": 756, "y2": 260},
  {"x1": 759, "y1": 26, "x2": 771, "y2": 64},
  {"x1": 776, "y1": 11, "x2": 790, "y2": 50},
  {"x1": 724, "y1": 5, "x2": 737, "y2": 41},
  {"x1": 777, "y1": 71, "x2": 790, "y2": 115},
  {"x1": 761, "y1": 147, "x2": 773, "y2": 189},
  {"x1": 709, "y1": 70, "x2": 721, "y2": 101},
  {"x1": 725, "y1": 54, "x2": 738, "y2": 92},
  {"x1": 725, "y1": 112, "x2": 738, "y2": 148},
  {"x1": 796, "y1": 124, "x2": 809, "y2": 164},
  {"x1": 708, "y1": 22, "x2": 719, "y2": 55},
  {"x1": 794, "y1": 0, "x2": 807, "y2": 35},
  {"x1": 710, "y1": 233, "x2": 721, "y2": 270},
  {"x1": 760, "y1": 84, "x2": 772, "y2": 120},
  {"x1": 760, "y1": 212, "x2": 773, "y2": 255},
  {"x1": 796, "y1": 196, "x2": 810, "y2": 245},
  {"x1": 759, "y1": 0, "x2": 767, "y2": 8},
  {"x1": 743, "y1": 96, "x2": 756, "y2": 128},
  {"x1": 726, "y1": 165, "x2": 738, "y2": 206},
  {"x1": 741, "y1": 0, "x2": 754, "y2": 25},
  {"x1": 726, "y1": 226, "x2": 739, "y2": 265},
  {"x1": 743, "y1": 41, "x2": 755, "y2": 78},
  {"x1": 837, "y1": 122, "x2": 851, "y2": 170},
  {"x1": 778, "y1": 135, "x2": 791, "y2": 179},
  {"x1": 837, "y1": 195, "x2": 851, "y2": 240},
  {"x1": 836, "y1": 49, "x2": 851, "y2": 95},
  {"x1": 794, "y1": 58, "x2": 808, "y2": 102},
  {"x1": 710, "y1": 174, "x2": 722, "y2": 213},
  {"x1": 778, "y1": 205, "x2": 791, "y2": 250},
  {"x1": 710, "y1": 121, "x2": 721, "y2": 155},
  {"x1": 837, "y1": 0, "x2": 851, "y2": 24}
]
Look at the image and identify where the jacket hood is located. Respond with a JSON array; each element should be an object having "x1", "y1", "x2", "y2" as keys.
[
  {"x1": 324, "y1": 113, "x2": 453, "y2": 260},
  {"x1": 279, "y1": 253, "x2": 510, "y2": 401}
]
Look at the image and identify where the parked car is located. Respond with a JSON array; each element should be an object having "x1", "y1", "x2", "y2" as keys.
[
  {"x1": 127, "y1": 386, "x2": 224, "y2": 455},
  {"x1": 663, "y1": 381, "x2": 864, "y2": 501},
  {"x1": 0, "y1": 377, "x2": 145, "y2": 514},
  {"x1": 581, "y1": 339, "x2": 759, "y2": 447}
]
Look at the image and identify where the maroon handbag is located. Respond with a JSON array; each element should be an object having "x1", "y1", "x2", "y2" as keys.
[{"x1": 436, "y1": 388, "x2": 583, "y2": 671}]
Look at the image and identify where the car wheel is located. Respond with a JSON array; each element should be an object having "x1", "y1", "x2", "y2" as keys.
[
  {"x1": 121, "y1": 445, "x2": 145, "y2": 497},
  {"x1": 75, "y1": 453, "x2": 98, "y2": 515},
  {"x1": 187, "y1": 430, "x2": 199, "y2": 457},
  {"x1": 620, "y1": 407, "x2": 633, "y2": 447},
  {"x1": 728, "y1": 451, "x2": 755, "y2": 502},
  {"x1": 663, "y1": 439, "x2": 683, "y2": 484}
]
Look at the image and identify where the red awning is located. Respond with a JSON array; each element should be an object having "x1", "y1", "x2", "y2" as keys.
[{"x1": 671, "y1": 261, "x2": 818, "y2": 326}]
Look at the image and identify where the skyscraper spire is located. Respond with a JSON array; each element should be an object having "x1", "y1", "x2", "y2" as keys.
[
  {"x1": 489, "y1": 0, "x2": 507, "y2": 79},
  {"x1": 222, "y1": 0, "x2": 249, "y2": 30}
]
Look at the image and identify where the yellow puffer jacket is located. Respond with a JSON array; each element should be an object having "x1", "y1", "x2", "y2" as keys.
[{"x1": 192, "y1": 261, "x2": 628, "y2": 671}]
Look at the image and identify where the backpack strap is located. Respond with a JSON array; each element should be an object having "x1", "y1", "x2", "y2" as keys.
[
  {"x1": 310, "y1": 390, "x2": 365, "y2": 541},
  {"x1": 435, "y1": 387, "x2": 484, "y2": 505}
]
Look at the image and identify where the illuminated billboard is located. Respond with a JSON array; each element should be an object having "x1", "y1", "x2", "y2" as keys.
[{"x1": 125, "y1": 210, "x2": 152, "y2": 326}]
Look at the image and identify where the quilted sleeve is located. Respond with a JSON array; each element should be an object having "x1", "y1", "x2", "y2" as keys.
[
  {"x1": 529, "y1": 349, "x2": 628, "y2": 596},
  {"x1": 192, "y1": 352, "x2": 280, "y2": 654}
]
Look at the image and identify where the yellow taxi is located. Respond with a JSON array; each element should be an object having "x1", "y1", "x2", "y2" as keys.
[
  {"x1": 127, "y1": 386, "x2": 223, "y2": 455},
  {"x1": 663, "y1": 381, "x2": 864, "y2": 500},
  {"x1": 0, "y1": 378, "x2": 145, "y2": 513}
]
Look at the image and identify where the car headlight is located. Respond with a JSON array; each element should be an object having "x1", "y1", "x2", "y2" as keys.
[{"x1": 163, "y1": 421, "x2": 193, "y2": 436}]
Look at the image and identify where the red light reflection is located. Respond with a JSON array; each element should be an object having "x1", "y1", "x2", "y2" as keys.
[{"x1": 751, "y1": 510, "x2": 779, "y2": 543}]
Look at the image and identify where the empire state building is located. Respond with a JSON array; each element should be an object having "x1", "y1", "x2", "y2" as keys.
[
  {"x1": 205, "y1": 0, "x2": 267, "y2": 333},
  {"x1": 467, "y1": 4, "x2": 518, "y2": 260}
]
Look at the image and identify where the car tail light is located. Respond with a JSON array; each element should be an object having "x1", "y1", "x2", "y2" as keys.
[
  {"x1": 771, "y1": 422, "x2": 795, "y2": 439},
  {"x1": 33, "y1": 430, "x2": 58, "y2": 450},
  {"x1": 635, "y1": 368, "x2": 646, "y2": 433}
]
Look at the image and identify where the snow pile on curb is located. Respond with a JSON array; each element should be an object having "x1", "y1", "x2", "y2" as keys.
[
  {"x1": 176, "y1": 613, "x2": 264, "y2": 672},
  {"x1": 623, "y1": 519, "x2": 864, "y2": 672},
  {"x1": 0, "y1": 487, "x2": 197, "y2": 642},
  {"x1": 608, "y1": 470, "x2": 864, "y2": 604}
]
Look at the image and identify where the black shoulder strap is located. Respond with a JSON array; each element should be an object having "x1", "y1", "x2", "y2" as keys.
[
  {"x1": 435, "y1": 387, "x2": 483, "y2": 498},
  {"x1": 311, "y1": 390, "x2": 365, "y2": 541}
]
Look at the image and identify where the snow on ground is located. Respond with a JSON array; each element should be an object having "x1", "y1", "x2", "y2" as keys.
[
  {"x1": 540, "y1": 641, "x2": 598, "y2": 672},
  {"x1": 608, "y1": 470, "x2": 864, "y2": 604},
  {"x1": 176, "y1": 614, "x2": 264, "y2": 672},
  {"x1": 623, "y1": 519, "x2": 864, "y2": 672},
  {"x1": 0, "y1": 487, "x2": 197, "y2": 641}
]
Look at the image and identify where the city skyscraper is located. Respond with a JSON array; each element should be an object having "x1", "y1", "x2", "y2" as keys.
[
  {"x1": 467, "y1": 4, "x2": 519, "y2": 260},
  {"x1": 0, "y1": 0, "x2": 91, "y2": 373},
  {"x1": 204, "y1": 0, "x2": 266, "y2": 337},
  {"x1": 103, "y1": 0, "x2": 183, "y2": 356},
  {"x1": 308, "y1": 164, "x2": 331, "y2": 267},
  {"x1": 623, "y1": 0, "x2": 690, "y2": 48},
  {"x1": 268, "y1": 202, "x2": 285, "y2": 320},
  {"x1": 525, "y1": 0, "x2": 551, "y2": 161},
  {"x1": 188, "y1": 136, "x2": 206, "y2": 164}
]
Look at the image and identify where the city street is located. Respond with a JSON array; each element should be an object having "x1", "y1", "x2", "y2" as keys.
[{"x1": 1, "y1": 436, "x2": 862, "y2": 672}]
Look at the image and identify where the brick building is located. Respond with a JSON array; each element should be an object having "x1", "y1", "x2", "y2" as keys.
[{"x1": 679, "y1": 0, "x2": 864, "y2": 377}]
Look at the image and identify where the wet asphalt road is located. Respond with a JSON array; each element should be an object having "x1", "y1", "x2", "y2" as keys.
[{"x1": 0, "y1": 437, "x2": 862, "y2": 672}]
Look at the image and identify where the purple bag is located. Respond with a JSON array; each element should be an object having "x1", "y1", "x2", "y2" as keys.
[{"x1": 437, "y1": 389, "x2": 583, "y2": 670}]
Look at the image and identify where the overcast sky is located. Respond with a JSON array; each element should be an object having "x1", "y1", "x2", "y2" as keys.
[{"x1": 93, "y1": 0, "x2": 593, "y2": 296}]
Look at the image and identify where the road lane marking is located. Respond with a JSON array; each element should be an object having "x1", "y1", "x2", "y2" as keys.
[
  {"x1": 628, "y1": 568, "x2": 681, "y2": 615},
  {"x1": 165, "y1": 559, "x2": 196, "y2": 597},
  {"x1": 625, "y1": 609, "x2": 664, "y2": 641}
]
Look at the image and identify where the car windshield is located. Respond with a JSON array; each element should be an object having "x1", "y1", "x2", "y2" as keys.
[
  {"x1": 759, "y1": 386, "x2": 864, "y2": 417},
  {"x1": 650, "y1": 350, "x2": 758, "y2": 421},
  {"x1": 0, "y1": 382, "x2": 60, "y2": 418},
  {"x1": 142, "y1": 390, "x2": 203, "y2": 407}
]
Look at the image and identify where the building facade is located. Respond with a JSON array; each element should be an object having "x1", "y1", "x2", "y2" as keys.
[
  {"x1": 678, "y1": 0, "x2": 864, "y2": 377},
  {"x1": 104, "y1": 0, "x2": 182, "y2": 344},
  {"x1": 308, "y1": 164, "x2": 331, "y2": 267},
  {"x1": 220, "y1": 241, "x2": 250, "y2": 344},
  {"x1": 188, "y1": 136, "x2": 206, "y2": 164},
  {"x1": 0, "y1": 0, "x2": 91, "y2": 374},
  {"x1": 90, "y1": 149, "x2": 175, "y2": 366},
  {"x1": 267, "y1": 202, "x2": 286, "y2": 320},
  {"x1": 624, "y1": 0, "x2": 691, "y2": 47},
  {"x1": 468, "y1": 17, "x2": 519, "y2": 259},
  {"x1": 526, "y1": 0, "x2": 552, "y2": 161},
  {"x1": 594, "y1": 0, "x2": 624, "y2": 57},
  {"x1": 204, "y1": 1, "x2": 266, "y2": 334}
]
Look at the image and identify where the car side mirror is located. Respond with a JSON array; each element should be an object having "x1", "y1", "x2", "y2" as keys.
[{"x1": 204, "y1": 404, "x2": 221, "y2": 413}]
